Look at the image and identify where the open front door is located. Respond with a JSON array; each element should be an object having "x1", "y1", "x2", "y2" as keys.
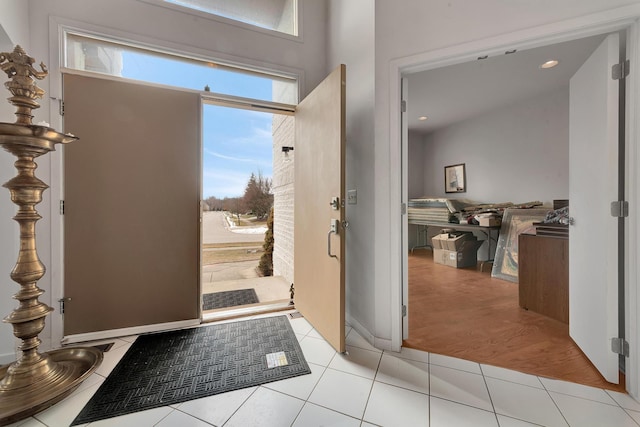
[
  {"x1": 294, "y1": 65, "x2": 346, "y2": 352},
  {"x1": 63, "y1": 74, "x2": 201, "y2": 337},
  {"x1": 569, "y1": 33, "x2": 621, "y2": 383}
]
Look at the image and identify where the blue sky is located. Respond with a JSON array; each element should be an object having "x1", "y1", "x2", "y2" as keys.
[{"x1": 121, "y1": 51, "x2": 274, "y2": 199}]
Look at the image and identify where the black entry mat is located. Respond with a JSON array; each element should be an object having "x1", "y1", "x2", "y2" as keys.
[
  {"x1": 202, "y1": 288, "x2": 259, "y2": 310},
  {"x1": 72, "y1": 315, "x2": 310, "y2": 425}
]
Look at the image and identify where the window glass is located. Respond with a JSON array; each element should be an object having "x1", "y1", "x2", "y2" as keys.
[{"x1": 65, "y1": 33, "x2": 298, "y2": 105}]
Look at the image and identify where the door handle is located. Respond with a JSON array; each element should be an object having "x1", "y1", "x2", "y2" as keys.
[{"x1": 328, "y1": 219, "x2": 339, "y2": 258}]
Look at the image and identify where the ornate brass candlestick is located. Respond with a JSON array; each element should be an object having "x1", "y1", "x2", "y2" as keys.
[{"x1": 0, "y1": 46, "x2": 102, "y2": 425}]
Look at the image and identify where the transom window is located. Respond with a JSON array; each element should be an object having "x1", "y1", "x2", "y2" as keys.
[{"x1": 64, "y1": 32, "x2": 299, "y2": 105}]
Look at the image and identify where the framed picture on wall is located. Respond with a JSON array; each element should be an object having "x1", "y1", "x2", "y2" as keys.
[{"x1": 444, "y1": 163, "x2": 466, "y2": 193}]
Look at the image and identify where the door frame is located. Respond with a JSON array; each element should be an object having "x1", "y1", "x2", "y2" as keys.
[
  {"x1": 389, "y1": 7, "x2": 640, "y2": 398},
  {"x1": 46, "y1": 18, "x2": 302, "y2": 346}
]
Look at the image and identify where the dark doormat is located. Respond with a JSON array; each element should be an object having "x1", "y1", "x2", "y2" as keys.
[
  {"x1": 71, "y1": 315, "x2": 310, "y2": 425},
  {"x1": 202, "y1": 288, "x2": 259, "y2": 310}
]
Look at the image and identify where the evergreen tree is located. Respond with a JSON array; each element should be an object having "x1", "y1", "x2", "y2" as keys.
[
  {"x1": 242, "y1": 170, "x2": 273, "y2": 219},
  {"x1": 258, "y1": 207, "x2": 274, "y2": 276}
]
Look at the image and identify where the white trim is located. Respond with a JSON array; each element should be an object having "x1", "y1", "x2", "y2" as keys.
[
  {"x1": 389, "y1": 62, "x2": 403, "y2": 353},
  {"x1": 627, "y1": 19, "x2": 640, "y2": 401},
  {"x1": 0, "y1": 353, "x2": 15, "y2": 366},
  {"x1": 346, "y1": 312, "x2": 376, "y2": 347},
  {"x1": 48, "y1": 17, "x2": 66, "y2": 349},
  {"x1": 61, "y1": 319, "x2": 200, "y2": 345},
  {"x1": 373, "y1": 336, "x2": 394, "y2": 352},
  {"x1": 390, "y1": 4, "x2": 640, "y2": 400},
  {"x1": 401, "y1": 77, "x2": 409, "y2": 342},
  {"x1": 136, "y1": 0, "x2": 302, "y2": 42},
  {"x1": 202, "y1": 301, "x2": 293, "y2": 323}
]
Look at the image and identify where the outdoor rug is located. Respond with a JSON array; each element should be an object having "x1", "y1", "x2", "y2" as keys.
[
  {"x1": 202, "y1": 288, "x2": 259, "y2": 310},
  {"x1": 71, "y1": 315, "x2": 310, "y2": 425}
]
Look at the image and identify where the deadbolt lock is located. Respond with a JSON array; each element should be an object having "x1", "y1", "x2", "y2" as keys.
[{"x1": 330, "y1": 197, "x2": 339, "y2": 210}]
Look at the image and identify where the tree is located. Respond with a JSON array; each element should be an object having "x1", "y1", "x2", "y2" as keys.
[{"x1": 243, "y1": 171, "x2": 273, "y2": 219}]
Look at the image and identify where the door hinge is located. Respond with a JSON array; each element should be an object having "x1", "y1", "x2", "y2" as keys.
[
  {"x1": 402, "y1": 305, "x2": 407, "y2": 317},
  {"x1": 59, "y1": 99, "x2": 65, "y2": 116},
  {"x1": 401, "y1": 203, "x2": 407, "y2": 215},
  {"x1": 58, "y1": 297, "x2": 71, "y2": 314},
  {"x1": 401, "y1": 100, "x2": 407, "y2": 113},
  {"x1": 610, "y1": 200, "x2": 629, "y2": 218},
  {"x1": 611, "y1": 337, "x2": 630, "y2": 357},
  {"x1": 612, "y1": 60, "x2": 630, "y2": 80},
  {"x1": 59, "y1": 200, "x2": 65, "y2": 215}
]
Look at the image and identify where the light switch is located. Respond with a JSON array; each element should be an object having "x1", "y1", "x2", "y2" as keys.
[{"x1": 347, "y1": 189, "x2": 357, "y2": 205}]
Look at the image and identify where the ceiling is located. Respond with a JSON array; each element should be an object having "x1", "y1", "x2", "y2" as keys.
[{"x1": 406, "y1": 33, "x2": 609, "y2": 135}]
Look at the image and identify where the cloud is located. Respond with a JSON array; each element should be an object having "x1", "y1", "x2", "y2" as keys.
[{"x1": 204, "y1": 149, "x2": 254, "y2": 162}]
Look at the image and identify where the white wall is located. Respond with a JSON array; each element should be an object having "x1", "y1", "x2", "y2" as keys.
[
  {"x1": 0, "y1": 1, "x2": 31, "y2": 364},
  {"x1": 373, "y1": 0, "x2": 640, "y2": 346},
  {"x1": 0, "y1": 0, "x2": 328, "y2": 359},
  {"x1": 272, "y1": 114, "x2": 295, "y2": 284},
  {"x1": 327, "y1": 0, "x2": 377, "y2": 344},
  {"x1": 0, "y1": 1, "x2": 30, "y2": 50},
  {"x1": 418, "y1": 87, "x2": 569, "y2": 205},
  {"x1": 408, "y1": 132, "x2": 426, "y2": 199}
]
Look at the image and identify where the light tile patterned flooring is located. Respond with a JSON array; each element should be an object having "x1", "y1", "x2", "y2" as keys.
[{"x1": 9, "y1": 311, "x2": 640, "y2": 427}]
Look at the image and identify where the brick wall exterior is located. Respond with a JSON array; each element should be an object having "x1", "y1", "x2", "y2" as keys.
[{"x1": 272, "y1": 114, "x2": 295, "y2": 285}]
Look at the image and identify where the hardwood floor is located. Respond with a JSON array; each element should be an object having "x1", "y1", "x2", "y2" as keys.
[{"x1": 404, "y1": 249, "x2": 625, "y2": 392}]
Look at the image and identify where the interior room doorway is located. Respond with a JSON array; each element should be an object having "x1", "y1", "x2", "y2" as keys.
[
  {"x1": 200, "y1": 102, "x2": 293, "y2": 320},
  {"x1": 402, "y1": 29, "x2": 628, "y2": 391}
]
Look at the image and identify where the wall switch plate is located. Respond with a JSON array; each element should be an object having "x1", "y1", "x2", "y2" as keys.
[{"x1": 347, "y1": 189, "x2": 357, "y2": 205}]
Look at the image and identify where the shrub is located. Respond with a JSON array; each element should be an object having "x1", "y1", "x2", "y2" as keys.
[{"x1": 258, "y1": 207, "x2": 274, "y2": 276}]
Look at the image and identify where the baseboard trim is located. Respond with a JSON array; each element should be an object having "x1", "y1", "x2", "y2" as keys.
[
  {"x1": 346, "y1": 314, "x2": 394, "y2": 351},
  {"x1": 0, "y1": 352, "x2": 15, "y2": 366}
]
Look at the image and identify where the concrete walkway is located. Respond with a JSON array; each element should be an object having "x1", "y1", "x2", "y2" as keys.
[
  {"x1": 200, "y1": 211, "x2": 289, "y2": 313},
  {"x1": 203, "y1": 211, "x2": 266, "y2": 244}
]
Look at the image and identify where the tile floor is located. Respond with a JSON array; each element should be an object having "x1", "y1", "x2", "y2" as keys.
[{"x1": 8, "y1": 311, "x2": 640, "y2": 427}]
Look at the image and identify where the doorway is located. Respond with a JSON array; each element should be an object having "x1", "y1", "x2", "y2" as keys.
[
  {"x1": 200, "y1": 102, "x2": 294, "y2": 320},
  {"x1": 401, "y1": 30, "x2": 628, "y2": 390}
]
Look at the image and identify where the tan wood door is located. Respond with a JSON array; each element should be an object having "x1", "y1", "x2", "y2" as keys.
[
  {"x1": 294, "y1": 65, "x2": 346, "y2": 352},
  {"x1": 63, "y1": 74, "x2": 201, "y2": 336}
]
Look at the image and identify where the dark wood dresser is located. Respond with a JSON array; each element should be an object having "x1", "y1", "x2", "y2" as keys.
[{"x1": 518, "y1": 233, "x2": 569, "y2": 324}]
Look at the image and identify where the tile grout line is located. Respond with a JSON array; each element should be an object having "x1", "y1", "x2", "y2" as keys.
[
  {"x1": 220, "y1": 386, "x2": 260, "y2": 427},
  {"x1": 478, "y1": 363, "x2": 501, "y2": 426},
  {"x1": 428, "y1": 352, "x2": 432, "y2": 426},
  {"x1": 539, "y1": 381, "x2": 571, "y2": 427},
  {"x1": 359, "y1": 350, "x2": 384, "y2": 426}
]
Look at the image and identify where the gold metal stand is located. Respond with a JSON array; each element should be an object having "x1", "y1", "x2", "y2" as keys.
[{"x1": 0, "y1": 46, "x2": 102, "y2": 425}]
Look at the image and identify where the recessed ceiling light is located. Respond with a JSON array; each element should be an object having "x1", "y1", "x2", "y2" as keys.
[
  {"x1": 540, "y1": 59, "x2": 559, "y2": 69},
  {"x1": 418, "y1": 116, "x2": 428, "y2": 121}
]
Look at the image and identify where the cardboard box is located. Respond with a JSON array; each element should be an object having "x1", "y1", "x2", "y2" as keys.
[
  {"x1": 432, "y1": 231, "x2": 475, "y2": 251},
  {"x1": 433, "y1": 239, "x2": 484, "y2": 268},
  {"x1": 478, "y1": 217, "x2": 501, "y2": 227},
  {"x1": 431, "y1": 233, "x2": 448, "y2": 250},
  {"x1": 444, "y1": 232, "x2": 475, "y2": 251}
]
